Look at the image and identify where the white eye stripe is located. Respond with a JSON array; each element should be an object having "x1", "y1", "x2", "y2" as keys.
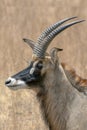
[
  {"x1": 33, "y1": 61, "x2": 39, "y2": 67},
  {"x1": 30, "y1": 68, "x2": 35, "y2": 75},
  {"x1": 30, "y1": 61, "x2": 39, "y2": 75}
]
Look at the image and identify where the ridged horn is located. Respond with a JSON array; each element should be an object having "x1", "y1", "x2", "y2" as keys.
[
  {"x1": 37, "y1": 16, "x2": 77, "y2": 43},
  {"x1": 33, "y1": 19, "x2": 85, "y2": 58}
]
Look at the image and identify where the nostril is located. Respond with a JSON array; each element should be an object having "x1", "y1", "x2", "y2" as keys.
[{"x1": 5, "y1": 80, "x2": 11, "y2": 85}]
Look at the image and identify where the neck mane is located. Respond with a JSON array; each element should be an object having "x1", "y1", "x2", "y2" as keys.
[{"x1": 61, "y1": 63, "x2": 87, "y2": 95}]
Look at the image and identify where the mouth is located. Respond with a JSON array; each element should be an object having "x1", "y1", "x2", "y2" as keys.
[{"x1": 5, "y1": 77, "x2": 26, "y2": 89}]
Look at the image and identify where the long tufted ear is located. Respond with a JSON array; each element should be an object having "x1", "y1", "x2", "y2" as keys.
[
  {"x1": 23, "y1": 38, "x2": 35, "y2": 49},
  {"x1": 50, "y1": 47, "x2": 63, "y2": 64}
]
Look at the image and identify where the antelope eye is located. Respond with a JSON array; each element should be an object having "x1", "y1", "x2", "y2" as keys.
[{"x1": 36, "y1": 62, "x2": 43, "y2": 69}]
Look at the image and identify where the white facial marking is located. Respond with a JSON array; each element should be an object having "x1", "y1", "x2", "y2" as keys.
[
  {"x1": 30, "y1": 68, "x2": 35, "y2": 75},
  {"x1": 6, "y1": 77, "x2": 16, "y2": 87},
  {"x1": 10, "y1": 80, "x2": 27, "y2": 90},
  {"x1": 5, "y1": 77, "x2": 27, "y2": 90},
  {"x1": 33, "y1": 61, "x2": 38, "y2": 67},
  {"x1": 16, "y1": 80, "x2": 25, "y2": 86},
  {"x1": 29, "y1": 60, "x2": 39, "y2": 75}
]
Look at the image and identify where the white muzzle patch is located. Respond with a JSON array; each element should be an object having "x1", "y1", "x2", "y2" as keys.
[{"x1": 5, "y1": 77, "x2": 27, "y2": 90}]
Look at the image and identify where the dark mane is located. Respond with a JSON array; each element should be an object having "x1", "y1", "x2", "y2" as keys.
[{"x1": 61, "y1": 63, "x2": 87, "y2": 95}]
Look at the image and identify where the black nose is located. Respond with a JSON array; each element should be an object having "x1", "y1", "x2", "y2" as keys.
[{"x1": 5, "y1": 79, "x2": 11, "y2": 85}]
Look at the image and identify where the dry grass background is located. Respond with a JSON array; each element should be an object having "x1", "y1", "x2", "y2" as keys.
[{"x1": 0, "y1": 0, "x2": 87, "y2": 130}]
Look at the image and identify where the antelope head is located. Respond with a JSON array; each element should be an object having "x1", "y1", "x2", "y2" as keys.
[{"x1": 5, "y1": 17, "x2": 84, "y2": 90}]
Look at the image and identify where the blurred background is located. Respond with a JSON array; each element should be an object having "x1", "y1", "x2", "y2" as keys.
[{"x1": 0, "y1": 0, "x2": 87, "y2": 130}]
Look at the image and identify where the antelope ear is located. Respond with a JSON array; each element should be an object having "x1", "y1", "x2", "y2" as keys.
[
  {"x1": 23, "y1": 38, "x2": 35, "y2": 49},
  {"x1": 50, "y1": 47, "x2": 63, "y2": 63}
]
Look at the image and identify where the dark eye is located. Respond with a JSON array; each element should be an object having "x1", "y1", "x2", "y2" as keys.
[{"x1": 36, "y1": 62, "x2": 43, "y2": 69}]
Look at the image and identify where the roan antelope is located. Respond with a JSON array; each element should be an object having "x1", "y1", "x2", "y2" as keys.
[{"x1": 5, "y1": 17, "x2": 87, "y2": 130}]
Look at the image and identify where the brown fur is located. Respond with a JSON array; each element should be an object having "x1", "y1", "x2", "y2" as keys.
[{"x1": 61, "y1": 63, "x2": 87, "y2": 94}]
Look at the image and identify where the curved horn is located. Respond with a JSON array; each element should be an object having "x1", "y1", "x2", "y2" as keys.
[
  {"x1": 37, "y1": 16, "x2": 77, "y2": 43},
  {"x1": 33, "y1": 19, "x2": 85, "y2": 58},
  {"x1": 23, "y1": 38, "x2": 35, "y2": 49}
]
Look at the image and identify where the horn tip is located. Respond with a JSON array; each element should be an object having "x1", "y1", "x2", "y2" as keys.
[
  {"x1": 23, "y1": 38, "x2": 27, "y2": 42},
  {"x1": 78, "y1": 19, "x2": 86, "y2": 23}
]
